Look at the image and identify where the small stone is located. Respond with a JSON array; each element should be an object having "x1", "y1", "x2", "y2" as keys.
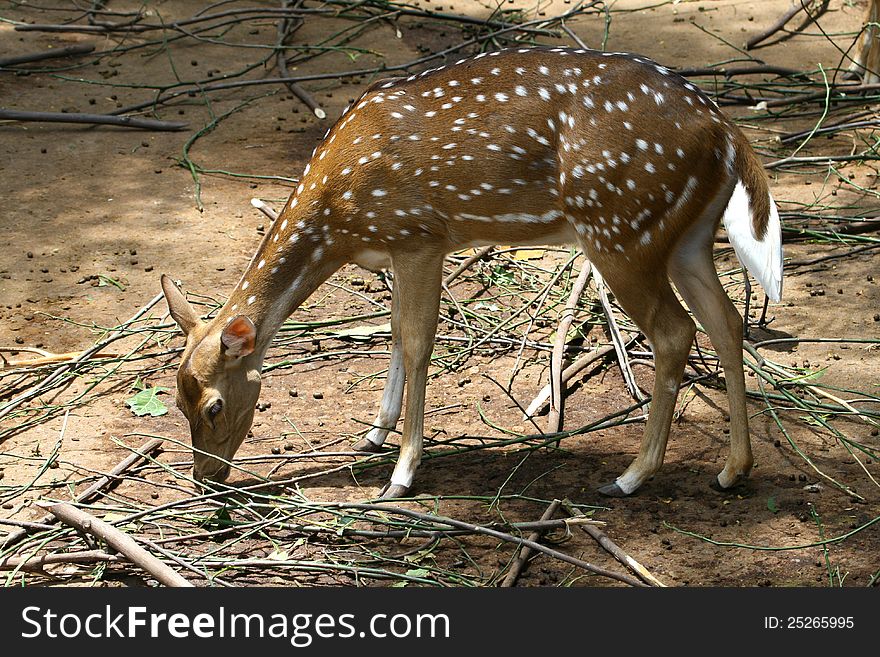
[
  {"x1": 283, "y1": 442, "x2": 295, "y2": 451},
  {"x1": 288, "y1": 389, "x2": 298, "y2": 397},
  {"x1": 271, "y1": 446, "x2": 281, "y2": 455},
  {"x1": 151, "y1": 492, "x2": 160, "y2": 499},
  {"x1": 312, "y1": 391, "x2": 324, "y2": 399},
  {"x1": 26, "y1": 251, "x2": 33, "y2": 258}
]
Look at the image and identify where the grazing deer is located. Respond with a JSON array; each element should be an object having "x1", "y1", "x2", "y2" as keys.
[{"x1": 161, "y1": 46, "x2": 782, "y2": 498}]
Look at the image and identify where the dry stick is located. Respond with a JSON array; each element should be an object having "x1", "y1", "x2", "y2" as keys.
[
  {"x1": 562, "y1": 500, "x2": 666, "y2": 588},
  {"x1": 443, "y1": 246, "x2": 494, "y2": 286},
  {"x1": 0, "y1": 44, "x2": 95, "y2": 67},
  {"x1": 500, "y1": 499, "x2": 561, "y2": 587},
  {"x1": 2, "y1": 438, "x2": 164, "y2": 549},
  {"x1": 676, "y1": 64, "x2": 805, "y2": 78},
  {"x1": 762, "y1": 82, "x2": 880, "y2": 109},
  {"x1": 1, "y1": 349, "x2": 120, "y2": 369},
  {"x1": 251, "y1": 197, "x2": 279, "y2": 221},
  {"x1": 746, "y1": 0, "x2": 826, "y2": 50},
  {"x1": 275, "y1": 0, "x2": 325, "y2": 119},
  {"x1": 0, "y1": 550, "x2": 120, "y2": 572},
  {"x1": 43, "y1": 502, "x2": 193, "y2": 587},
  {"x1": 594, "y1": 271, "x2": 644, "y2": 402},
  {"x1": 0, "y1": 291, "x2": 164, "y2": 421},
  {"x1": 524, "y1": 344, "x2": 617, "y2": 418},
  {"x1": 548, "y1": 261, "x2": 592, "y2": 433},
  {"x1": 0, "y1": 109, "x2": 188, "y2": 131}
]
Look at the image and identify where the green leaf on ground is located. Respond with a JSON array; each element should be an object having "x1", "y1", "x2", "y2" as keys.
[{"x1": 126, "y1": 385, "x2": 169, "y2": 417}]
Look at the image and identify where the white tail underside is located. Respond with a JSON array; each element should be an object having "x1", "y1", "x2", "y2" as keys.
[{"x1": 721, "y1": 179, "x2": 783, "y2": 302}]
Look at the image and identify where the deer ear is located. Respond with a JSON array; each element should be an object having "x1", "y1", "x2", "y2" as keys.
[
  {"x1": 220, "y1": 315, "x2": 256, "y2": 359},
  {"x1": 161, "y1": 274, "x2": 199, "y2": 335}
]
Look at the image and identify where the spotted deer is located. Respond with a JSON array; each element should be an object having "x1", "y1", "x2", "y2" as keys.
[{"x1": 161, "y1": 46, "x2": 782, "y2": 498}]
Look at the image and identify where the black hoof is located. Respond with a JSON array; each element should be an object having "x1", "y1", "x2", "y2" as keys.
[
  {"x1": 379, "y1": 483, "x2": 410, "y2": 499},
  {"x1": 710, "y1": 473, "x2": 747, "y2": 492},
  {"x1": 352, "y1": 438, "x2": 384, "y2": 453},
  {"x1": 597, "y1": 481, "x2": 629, "y2": 497}
]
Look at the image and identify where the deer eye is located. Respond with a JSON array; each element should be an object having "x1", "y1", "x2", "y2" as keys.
[{"x1": 207, "y1": 399, "x2": 223, "y2": 418}]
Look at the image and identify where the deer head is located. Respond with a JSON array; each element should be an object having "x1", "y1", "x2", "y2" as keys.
[{"x1": 160, "y1": 275, "x2": 261, "y2": 484}]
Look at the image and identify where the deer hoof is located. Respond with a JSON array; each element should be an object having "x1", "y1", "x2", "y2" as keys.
[
  {"x1": 597, "y1": 481, "x2": 629, "y2": 497},
  {"x1": 379, "y1": 483, "x2": 410, "y2": 499},
  {"x1": 352, "y1": 438, "x2": 383, "y2": 453},
  {"x1": 711, "y1": 472, "x2": 747, "y2": 492}
]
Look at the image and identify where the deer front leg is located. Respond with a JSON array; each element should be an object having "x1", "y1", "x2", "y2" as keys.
[
  {"x1": 379, "y1": 249, "x2": 444, "y2": 499},
  {"x1": 353, "y1": 284, "x2": 404, "y2": 453}
]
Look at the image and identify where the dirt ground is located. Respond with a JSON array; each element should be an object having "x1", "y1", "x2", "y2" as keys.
[{"x1": 1, "y1": 0, "x2": 879, "y2": 587}]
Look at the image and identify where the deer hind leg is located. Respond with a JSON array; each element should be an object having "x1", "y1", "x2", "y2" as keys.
[
  {"x1": 592, "y1": 267, "x2": 696, "y2": 497},
  {"x1": 669, "y1": 220, "x2": 753, "y2": 490},
  {"x1": 353, "y1": 284, "x2": 405, "y2": 453},
  {"x1": 378, "y1": 248, "x2": 444, "y2": 499}
]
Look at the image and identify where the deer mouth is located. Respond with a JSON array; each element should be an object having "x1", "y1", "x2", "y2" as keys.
[{"x1": 193, "y1": 460, "x2": 231, "y2": 485}]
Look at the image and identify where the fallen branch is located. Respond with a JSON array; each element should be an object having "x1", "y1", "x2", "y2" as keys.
[
  {"x1": 548, "y1": 261, "x2": 592, "y2": 433},
  {"x1": 562, "y1": 500, "x2": 666, "y2": 587},
  {"x1": 594, "y1": 271, "x2": 644, "y2": 402},
  {"x1": 0, "y1": 44, "x2": 96, "y2": 67},
  {"x1": 0, "y1": 109, "x2": 188, "y2": 131},
  {"x1": 43, "y1": 502, "x2": 193, "y2": 587},
  {"x1": 524, "y1": 344, "x2": 616, "y2": 418},
  {"x1": 500, "y1": 499, "x2": 561, "y2": 587},
  {"x1": 746, "y1": 0, "x2": 830, "y2": 50},
  {"x1": 275, "y1": 0, "x2": 326, "y2": 119}
]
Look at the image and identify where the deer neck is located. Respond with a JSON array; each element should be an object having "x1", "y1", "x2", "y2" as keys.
[{"x1": 216, "y1": 203, "x2": 345, "y2": 357}]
